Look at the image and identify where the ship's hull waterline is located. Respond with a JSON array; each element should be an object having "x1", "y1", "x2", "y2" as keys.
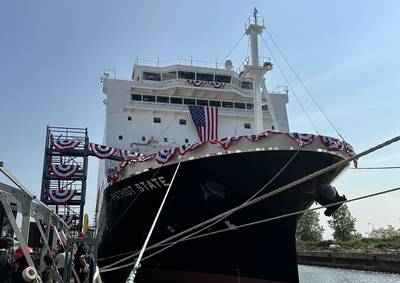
[{"x1": 97, "y1": 150, "x2": 346, "y2": 283}]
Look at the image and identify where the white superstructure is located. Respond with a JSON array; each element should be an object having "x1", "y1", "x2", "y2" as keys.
[{"x1": 99, "y1": 9, "x2": 289, "y2": 179}]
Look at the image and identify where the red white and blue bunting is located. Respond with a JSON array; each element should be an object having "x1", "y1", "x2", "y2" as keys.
[
  {"x1": 319, "y1": 136, "x2": 344, "y2": 151},
  {"x1": 210, "y1": 136, "x2": 242, "y2": 150},
  {"x1": 187, "y1": 79, "x2": 206, "y2": 87},
  {"x1": 178, "y1": 141, "x2": 206, "y2": 155},
  {"x1": 48, "y1": 188, "x2": 76, "y2": 204},
  {"x1": 287, "y1": 133, "x2": 317, "y2": 147},
  {"x1": 207, "y1": 81, "x2": 225, "y2": 89},
  {"x1": 49, "y1": 164, "x2": 80, "y2": 179},
  {"x1": 120, "y1": 150, "x2": 140, "y2": 160},
  {"x1": 51, "y1": 138, "x2": 80, "y2": 152},
  {"x1": 156, "y1": 148, "x2": 179, "y2": 164},
  {"x1": 89, "y1": 143, "x2": 118, "y2": 159}
]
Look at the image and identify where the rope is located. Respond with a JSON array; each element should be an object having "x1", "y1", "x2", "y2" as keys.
[
  {"x1": 125, "y1": 163, "x2": 181, "y2": 282},
  {"x1": 260, "y1": 35, "x2": 319, "y2": 134},
  {"x1": 264, "y1": 29, "x2": 344, "y2": 140},
  {"x1": 219, "y1": 33, "x2": 246, "y2": 67},
  {"x1": 99, "y1": 135, "x2": 400, "y2": 273},
  {"x1": 148, "y1": 186, "x2": 400, "y2": 246}
]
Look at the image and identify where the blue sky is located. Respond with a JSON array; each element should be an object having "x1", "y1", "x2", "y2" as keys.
[{"x1": 1, "y1": 0, "x2": 399, "y2": 238}]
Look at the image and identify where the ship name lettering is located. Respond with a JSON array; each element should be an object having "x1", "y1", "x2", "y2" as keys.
[{"x1": 109, "y1": 176, "x2": 170, "y2": 202}]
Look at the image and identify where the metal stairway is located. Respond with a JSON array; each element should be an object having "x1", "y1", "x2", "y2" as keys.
[{"x1": 40, "y1": 126, "x2": 89, "y2": 232}]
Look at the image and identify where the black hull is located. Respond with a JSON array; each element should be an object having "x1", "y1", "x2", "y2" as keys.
[{"x1": 97, "y1": 150, "x2": 346, "y2": 283}]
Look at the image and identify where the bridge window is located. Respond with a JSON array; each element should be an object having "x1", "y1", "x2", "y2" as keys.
[
  {"x1": 143, "y1": 95, "x2": 156, "y2": 102},
  {"x1": 131, "y1": 94, "x2": 142, "y2": 101},
  {"x1": 262, "y1": 105, "x2": 268, "y2": 111},
  {"x1": 157, "y1": 96, "x2": 170, "y2": 103},
  {"x1": 196, "y1": 73, "x2": 214, "y2": 81},
  {"x1": 119, "y1": 135, "x2": 123, "y2": 140},
  {"x1": 164, "y1": 137, "x2": 168, "y2": 142},
  {"x1": 234, "y1": 102, "x2": 246, "y2": 109},
  {"x1": 153, "y1": 117, "x2": 161, "y2": 123},
  {"x1": 196, "y1": 99, "x2": 209, "y2": 106},
  {"x1": 246, "y1": 103, "x2": 254, "y2": 110},
  {"x1": 162, "y1": 71, "x2": 177, "y2": 81},
  {"x1": 170, "y1": 97, "x2": 183, "y2": 104},
  {"x1": 241, "y1": 81, "x2": 253, "y2": 89},
  {"x1": 142, "y1": 136, "x2": 146, "y2": 141},
  {"x1": 215, "y1": 75, "x2": 231, "y2": 83},
  {"x1": 128, "y1": 116, "x2": 132, "y2": 121},
  {"x1": 183, "y1": 98, "x2": 196, "y2": 105},
  {"x1": 143, "y1": 72, "x2": 161, "y2": 81},
  {"x1": 209, "y1": 100, "x2": 221, "y2": 107},
  {"x1": 185, "y1": 138, "x2": 189, "y2": 143},
  {"x1": 222, "y1": 101, "x2": 233, "y2": 108},
  {"x1": 244, "y1": 123, "x2": 251, "y2": 129},
  {"x1": 178, "y1": 71, "x2": 195, "y2": 80},
  {"x1": 179, "y1": 119, "x2": 187, "y2": 125}
]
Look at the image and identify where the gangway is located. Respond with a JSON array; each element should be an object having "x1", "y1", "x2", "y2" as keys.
[{"x1": 0, "y1": 162, "x2": 101, "y2": 282}]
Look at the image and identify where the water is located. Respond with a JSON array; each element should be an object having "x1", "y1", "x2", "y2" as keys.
[{"x1": 298, "y1": 265, "x2": 400, "y2": 283}]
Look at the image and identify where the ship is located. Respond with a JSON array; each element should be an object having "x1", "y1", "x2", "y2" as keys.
[{"x1": 95, "y1": 9, "x2": 352, "y2": 283}]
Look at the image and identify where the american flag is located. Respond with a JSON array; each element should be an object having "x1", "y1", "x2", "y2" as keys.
[{"x1": 188, "y1": 105, "x2": 218, "y2": 141}]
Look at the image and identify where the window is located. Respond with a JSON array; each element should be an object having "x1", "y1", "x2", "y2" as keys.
[
  {"x1": 232, "y1": 77, "x2": 241, "y2": 88},
  {"x1": 215, "y1": 75, "x2": 231, "y2": 83},
  {"x1": 234, "y1": 102, "x2": 246, "y2": 109},
  {"x1": 119, "y1": 135, "x2": 123, "y2": 140},
  {"x1": 183, "y1": 98, "x2": 196, "y2": 105},
  {"x1": 170, "y1": 97, "x2": 183, "y2": 104},
  {"x1": 142, "y1": 136, "x2": 146, "y2": 141},
  {"x1": 196, "y1": 99, "x2": 209, "y2": 106},
  {"x1": 246, "y1": 103, "x2": 254, "y2": 110},
  {"x1": 131, "y1": 94, "x2": 142, "y2": 101},
  {"x1": 185, "y1": 138, "x2": 189, "y2": 143},
  {"x1": 209, "y1": 100, "x2": 221, "y2": 107},
  {"x1": 222, "y1": 101, "x2": 233, "y2": 108},
  {"x1": 178, "y1": 71, "x2": 195, "y2": 80},
  {"x1": 241, "y1": 81, "x2": 253, "y2": 89},
  {"x1": 143, "y1": 95, "x2": 156, "y2": 102},
  {"x1": 162, "y1": 71, "x2": 177, "y2": 81},
  {"x1": 157, "y1": 96, "x2": 170, "y2": 103},
  {"x1": 179, "y1": 119, "x2": 187, "y2": 125},
  {"x1": 164, "y1": 137, "x2": 168, "y2": 142},
  {"x1": 272, "y1": 125, "x2": 275, "y2": 130},
  {"x1": 262, "y1": 105, "x2": 268, "y2": 111},
  {"x1": 244, "y1": 123, "x2": 251, "y2": 129},
  {"x1": 128, "y1": 116, "x2": 132, "y2": 121},
  {"x1": 143, "y1": 72, "x2": 161, "y2": 81},
  {"x1": 196, "y1": 73, "x2": 214, "y2": 81},
  {"x1": 153, "y1": 117, "x2": 161, "y2": 123}
]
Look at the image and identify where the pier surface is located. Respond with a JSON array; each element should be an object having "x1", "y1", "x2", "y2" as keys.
[{"x1": 297, "y1": 250, "x2": 400, "y2": 273}]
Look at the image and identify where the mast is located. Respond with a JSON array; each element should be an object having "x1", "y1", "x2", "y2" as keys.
[{"x1": 245, "y1": 8, "x2": 277, "y2": 132}]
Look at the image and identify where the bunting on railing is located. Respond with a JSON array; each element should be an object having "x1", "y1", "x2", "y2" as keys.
[
  {"x1": 207, "y1": 81, "x2": 226, "y2": 89},
  {"x1": 156, "y1": 148, "x2": 179, "y2": 164},
  {"x1": 344, "y1": 142, "x2": 358, "y2": 168},
  {"x1": 89, "y1": 143, "x2": 118, "y2": 159},
  {"x1": 287, "y1": 133, "x2": 317, "y2": 147},
  {"x1": 187, "y1": 79, "x2": 206, "y2": 87},
  {"x1": 120, "y1": 150, "x2": 140, "y2": 160},
  {"x1": 49, "y1": 164, "x2": 80, "y2": 179},
  {"x1": 210, "y1": 136, "x2": 242, "y2": 150},
  {"x1": 178, "y1": 141, "x2": 206, "y2": 155},
  {"x1": 320, "y1": 136, "x2": 344, "y2": 151},
  {"x1": 51, "y1": 138, "x2": 80, "y2": 152},
  {"x1": 48, "y1": 188, "x2": 76, "y2": 204}
]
